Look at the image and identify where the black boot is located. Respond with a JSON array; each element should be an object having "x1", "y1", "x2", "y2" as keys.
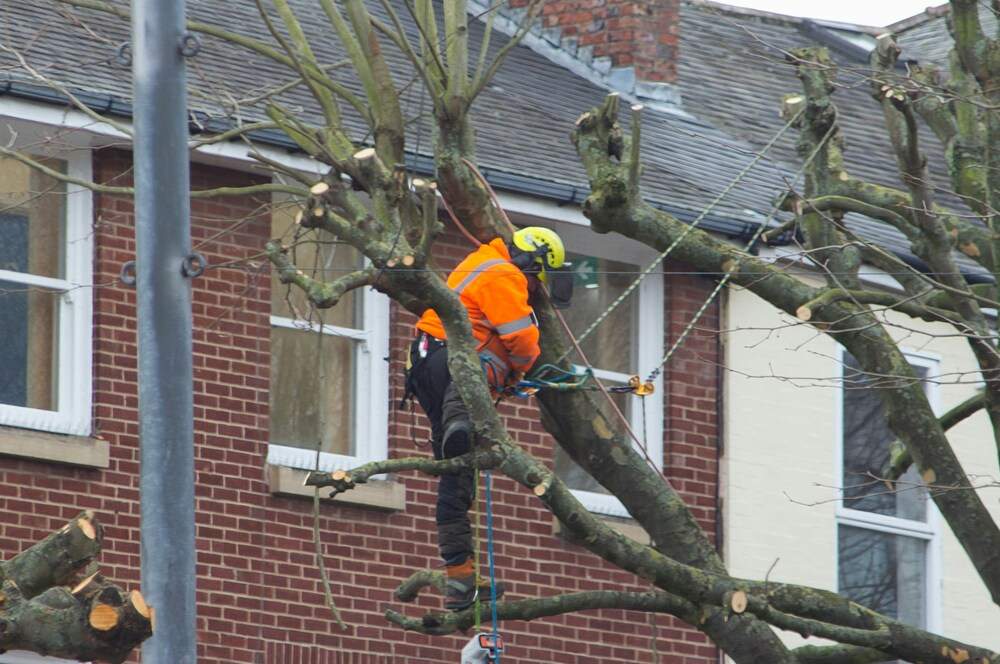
[{"x1": 445, "y1": 563, "x2": 506, "y2": 611}]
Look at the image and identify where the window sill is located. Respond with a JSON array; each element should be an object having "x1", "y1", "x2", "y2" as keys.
[
  {"x1": 553, "y1": 513, "x2": 649, "y2": 544},
  {"x1": 267, "y1": 464, "x2": 405, "y2": 512},
  {"x1": 0, "y1": 427, "x2": 109, "y2": 469}
]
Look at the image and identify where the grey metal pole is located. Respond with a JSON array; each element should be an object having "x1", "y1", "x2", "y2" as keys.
[{"x1": 131, "y1": 0, "x2": 197, "y2": 660}]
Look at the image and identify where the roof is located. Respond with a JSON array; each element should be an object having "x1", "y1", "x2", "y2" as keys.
[
  {"x1": 0, "y1": 0, "x2": 988, "y2": 279},
  {"x1": 0, "y1": 0, "x2": 786, "y2": 240},
  {"x1": 676, "y1": 0, "x2": 988, "y2": 278}
]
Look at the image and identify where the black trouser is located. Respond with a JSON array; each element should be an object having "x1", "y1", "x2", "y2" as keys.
[{"x1": 408, "y1": 335, "x2": 474, "y2": 566}]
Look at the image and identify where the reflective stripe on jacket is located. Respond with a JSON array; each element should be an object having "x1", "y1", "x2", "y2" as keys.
[{"x1": 416, "y1": 238, "x2": 541, "y2": 387}]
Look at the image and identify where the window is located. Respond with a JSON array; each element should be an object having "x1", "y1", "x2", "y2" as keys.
[
  {"x1": 266, "y1": 196, "x2": 389, "y2": 471},
  {"x1": 0, "y1": 153, "x2": 92, "y2": 435},
  {"x1": 837, "y1": 350, "x2": 940, "y2": 631},
  {"x1": 545, "y1": 223, "x2": 664, "y2": 516}
]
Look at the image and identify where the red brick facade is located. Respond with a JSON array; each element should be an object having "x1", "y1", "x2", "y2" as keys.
[
  {"x1": 0, "y1": 151, "x2": 720, "y2": 663},
  {"x1": 524, "y1": 0, "x2": 681, "y2": 82}
]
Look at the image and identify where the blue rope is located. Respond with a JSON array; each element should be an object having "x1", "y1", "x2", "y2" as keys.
[{"x1": 484, "y1": 470, "x2": 501, "y2": 662}]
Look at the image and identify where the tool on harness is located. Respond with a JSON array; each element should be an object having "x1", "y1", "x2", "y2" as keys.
[
  {"x1": 399, "y1": 333, "x2": 447, "y2": 410},
  {"x1": 609, "y1": 375, "x2": 656, "y2": 396},
  {"x1": 461, "y1": 632, "x2": 504, "y2": 664},
  {"x1": 507, "y1": 367, "x2": 655, "y2": 399},
  {"x1": 506, "y1": 364, "x2": 594, "y2": 398}
]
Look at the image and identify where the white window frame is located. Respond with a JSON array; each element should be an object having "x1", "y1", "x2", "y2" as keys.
[
  {"x1": 0, "y1": 149, "x2": 92, "y2": 436},
  {"x1": 533, "y1": 220, "x2": 665, "y2": 517},
  {"x1": 834, "y1": 347, "x2": 942, "y2": 632},
  {"x1": 266, "y1": 287, "x2": 390, "y2": 472}
]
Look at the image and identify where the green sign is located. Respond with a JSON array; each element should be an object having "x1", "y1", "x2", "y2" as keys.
[{"x1": 574, "y1": 257, "x2": 598, "y2": 287}]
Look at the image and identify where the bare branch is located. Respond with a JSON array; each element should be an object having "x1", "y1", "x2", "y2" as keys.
[
  {"x1": 267, "y1": 242, "x2": 378, "y2": 309},
  {"x1": 0, "y1": 43, "x2": 133, "y2": 137},
  {"x1": 469, "y1": 0, "x2": 545, "y2": 100},
  {"x1": 386, "y1": 589, "x2": 697, "y2": 636}
]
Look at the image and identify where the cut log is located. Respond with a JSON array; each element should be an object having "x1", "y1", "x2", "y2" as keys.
[
  {"x1": 89, "y1": 603, "x2": 119, "y2": 631},
  {"x1": 730, "y1": 590, "x2": 748, "y2": 614},
  {"x1": 72, "y1": 573, "x2": 100, "y2": 596},
  {"x1": 310, "y1": 181, "x2": 330, "y2": 196},
  {"x1": 129, "y1": 590, "x2": 150, "y2": 619},
  {"x1": 78, "y1": 513, "x2": 97, "y2": 540},
  {"x1": 5, "y1": 512, "x2": 103, "y2": 599}
]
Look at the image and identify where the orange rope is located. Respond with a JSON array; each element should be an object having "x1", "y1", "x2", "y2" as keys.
[{"x1": 438, "y1": 191, "x2": 484, "y2": 247}]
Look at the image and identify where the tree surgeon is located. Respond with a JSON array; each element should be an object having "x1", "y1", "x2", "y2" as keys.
[{"x1": 405, "y1": 226, "x2": 566, "y2": 610}]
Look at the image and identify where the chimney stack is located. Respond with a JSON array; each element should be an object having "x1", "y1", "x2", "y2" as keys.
[{"x1": 529, "y1": 0, "x2": 680, "y2": 100}]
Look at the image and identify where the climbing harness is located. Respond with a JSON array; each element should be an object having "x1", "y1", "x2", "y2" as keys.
[{"x1": 508, "y1": 364, "x2": 594, "y2": 397}]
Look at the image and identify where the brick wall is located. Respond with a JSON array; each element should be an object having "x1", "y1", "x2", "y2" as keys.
[
  {"x1": 520, "y1": 0, "x2": 681, "y2": 82},
  {"x1": 0, "y1": 151, "x2": 720, "y2": 663}
]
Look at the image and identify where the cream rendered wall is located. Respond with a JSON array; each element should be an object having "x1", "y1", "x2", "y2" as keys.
[{"x1": 723, "y1": 283, "x2": 1000, "y2": 652}]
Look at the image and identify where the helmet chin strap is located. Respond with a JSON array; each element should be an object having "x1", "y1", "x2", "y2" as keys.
[{"x1": 509, "y1": 242, "x2": 549, "y2": 272}]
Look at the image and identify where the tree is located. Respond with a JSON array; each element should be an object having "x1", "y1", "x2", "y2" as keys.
[{"x1": 7, "y1": 0, "x2": 1000, "y2": 662}]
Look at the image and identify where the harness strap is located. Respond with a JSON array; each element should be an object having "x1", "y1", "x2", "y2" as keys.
[{"x1": 398, "y1": 333, "x2": 446, "y2": 409}]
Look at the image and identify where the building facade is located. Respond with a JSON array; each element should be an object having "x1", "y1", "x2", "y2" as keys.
[{"x1": 0, "y1": 118, "x2": 722, "y2": 663}]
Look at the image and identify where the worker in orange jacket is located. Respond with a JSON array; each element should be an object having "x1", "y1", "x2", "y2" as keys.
[{"x1": 406, "y1": 226, "x2": 566, "y2": 610}]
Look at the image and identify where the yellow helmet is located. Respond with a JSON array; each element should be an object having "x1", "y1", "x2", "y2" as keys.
[{"x1": 512, "y1": 227, "x2": 565, "y2": 278}]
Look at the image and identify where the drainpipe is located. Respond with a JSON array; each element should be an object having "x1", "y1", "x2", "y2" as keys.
[{"x1": 131, "y1": 0, "x2": 197, "y2": 661}]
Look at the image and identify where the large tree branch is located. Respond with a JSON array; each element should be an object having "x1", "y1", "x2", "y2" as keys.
[
  {"x1": 794, "y1": 287, "x2": 957, "y2": 324},
  {"x1": 573, "y1": 91, "x2": 1000, "y2": 614},
  {"x1": 950, "y1": 0, "x2": 989, "y2": 82},
  {"x1": 884, "y1": 389, "x2": 986, "y2": 482},
  {"x1": 910, "y1": 57, "x2": 990, "y2": 219},
  {"x1": 830, "y1": 177, "x2": 996, "y2": 271},
  {"x1": 303, "y1": 450, "x2": 503, "y2": 492},
  {"x1": 871, "y1": 35, "x2": 1000, "y2": 481},
  {"x1": 797, "y1": 195, "x2": 918, "y2": 241},
  {"x1": 385, "y1": 589, "x2": 698, "y2": 636},
  {"x1": 268, "y1": 242, "x2": 377, "y2": 309}
]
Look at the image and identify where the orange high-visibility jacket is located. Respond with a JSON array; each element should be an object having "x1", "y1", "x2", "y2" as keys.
[{"x1": 416, "y1": 238, "x2": 540, "y2": 387}]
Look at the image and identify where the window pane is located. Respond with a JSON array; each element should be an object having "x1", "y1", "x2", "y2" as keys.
[
  {"x1": 0, "y1": 158, "x2": 66, "y2": 280},
  {"x1": 0, "y1": 280, "x2": 58, "y2": 410},
  {"x1": 838, "y1": 525, "x2": 926, "y2": 627},
  {"x1": 270, "y1": 327, "x2": 355, "y2": 456},
  {"x1": 554, "y1": 386, "x2": 633, "y2": 495},
  {"x1": 270, "y1": 196, "x2": 361, "y2": 329},
  {"x1": 842, "y1": 353, "x2": 928, "y2": 520},
  {"x1": 557, "y1": 254, "x2": 636, "y2": 374}
]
